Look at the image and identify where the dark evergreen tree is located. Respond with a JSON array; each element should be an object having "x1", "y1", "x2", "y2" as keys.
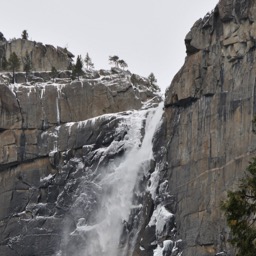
[
  {"x1": 72, "y1": 55, "x2": 84, "y2": 80},
  {"x1": 221, "y1": 157, "x2": 256, "y2": 256},
  {"x1": 51, "y1": 66, "x2": 58, "y2": 81},
  {"x1": 118, "y1": 59, "x2": 128, "y2": 70},
  {"x1": 84, "y1": 53, "x2": 94, "y2": 69},
  {"x1": 21, "y1": 30, "x2": 28, "y2": 40},
  {"x1": 1, "y1": 56, "x2": 8, "y2": 70},
  {"x1": 109, "y1": 55, "x2": 119, "y2": 67},
  {"x1": 148, "y1": 72, "x2": 157, "y2": 85},
  {"x1": 67, "y1": 61, "x2": 73, "y2": 71},
  {"x1": 8, "y1": 52, "x2": 21, "y2": 83},
  {"x1": 23, "y1": 51, "x2": 32, "y2": 81}
]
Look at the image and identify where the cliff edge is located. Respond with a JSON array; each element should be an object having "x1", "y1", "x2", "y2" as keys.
[{"x1": 163, "y1": 0, "x2": 256, "y2": 255}]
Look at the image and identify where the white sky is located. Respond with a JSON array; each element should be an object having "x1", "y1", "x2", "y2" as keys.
[{"x1": 1, "y1": 0, "x2": 218, "y2": 91}]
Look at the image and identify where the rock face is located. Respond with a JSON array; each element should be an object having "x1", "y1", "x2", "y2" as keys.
[
  {"x1": 2, "y1": 1, "x2": 256, "y2": 255},
  {"x1": 0, "y1": 68, "x2": 160, "y2": 166},
  {"x1": 160, "y1": 0, "x2": 256, "y2": 255},
  {"x1": 0, "y1": 38, "x2": 73, "y2": 71},
  {"x1": 0, "y1": 68, "x2": 161, "y2": 256}
]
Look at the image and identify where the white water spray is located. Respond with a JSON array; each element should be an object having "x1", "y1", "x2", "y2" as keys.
[{"x1": 72, "y1": 103, "x2": 163, "y2": 256}]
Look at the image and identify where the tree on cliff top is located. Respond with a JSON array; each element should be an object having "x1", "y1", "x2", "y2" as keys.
[
  {"x1": 118, "y1": 59, "x2": 128, "y2": 70},
  {"x1": 148, "y1": 72, "x2": 157, "y2": 85},
  {"x1": 109, "y1": 55, "x2": 119, "y2": 67},
  {"x1": 8, "y1": 52, "x2": 20, "y2": 83},
  {"x1": 84, "y1": 53, "x2": 94, "y2": 69},
  {"x1": 21, "y1": 30, "x2": 28, "y2": 40},
  {"x1": 148, "y1": 72, "x2": 160, "y2": 91},
  {"x1": 221, "y1": 118, "x2": 256, "y2": 256},
  {"x1": 72, "y1": 55, "x2": 84, "y2": 80}
]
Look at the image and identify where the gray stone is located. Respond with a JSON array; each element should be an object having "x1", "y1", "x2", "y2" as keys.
[
  {"x1": 0, "y1": 63, "x2": 161, "y2": 256},
  {"x1": 162, "y1": 0, "x2": 256, "y2": 255},
  {"x1": 3, "y1": 39, "x2": 73, "y2": 72},
  {"x1": 3, "y1": 1, "x2": 256, "y2": 256}
]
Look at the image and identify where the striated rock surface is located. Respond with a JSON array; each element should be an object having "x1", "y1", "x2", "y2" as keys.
[
  {"x1": 0, "y1": 68, "x2": 160, "y2": 167},
  {"x1": 158, "y1": 0, "x2": 256, "y2": 255},
  {"x1": 0, "y1": 38, "x2": 73, "y2": 71},
  {"x1": 0, "y1": 67, "x2": 162, "y2": 256}
]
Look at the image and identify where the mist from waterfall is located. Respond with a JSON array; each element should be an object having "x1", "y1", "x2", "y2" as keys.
[{"x1": 63, "y1": 103, "x2": 163, "y2": 256}]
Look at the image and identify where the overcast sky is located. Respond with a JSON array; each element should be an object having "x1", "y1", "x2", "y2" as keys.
[{"x1": 1, "y1": 0, "x2": 218, "y2": 91}]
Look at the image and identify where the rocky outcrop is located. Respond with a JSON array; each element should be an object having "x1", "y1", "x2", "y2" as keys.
[
  {"x1": 161, "y1": 0, "x2": 256, "y2": 255},
  {"x1": 0, "y1": 38, "x2": 73, "y2": 71}
]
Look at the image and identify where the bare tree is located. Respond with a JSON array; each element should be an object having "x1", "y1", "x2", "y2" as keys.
[
  {"x1": 118, "y1": 59, "x2": 128, "y2": 70},
  {"x1": 109, "y1": 55, "x2": 119, "y2": 67}
]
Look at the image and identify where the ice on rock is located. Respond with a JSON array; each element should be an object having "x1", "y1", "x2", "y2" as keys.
[
  {"x1": 153, "y1": 240, "x2": 183, "y2": 256},
  {"x1": 67, "y1": 103, "x2": 164, "y2": 256},
  {"x1": 147, "y1": 166, "x2": 160, "y2": 200},
  {"x1": 149, "y1": 205, "x2": 174, "y2": 233},
  {"x1": 40, "y1": 173, "x2": 54, "y2": 182}
]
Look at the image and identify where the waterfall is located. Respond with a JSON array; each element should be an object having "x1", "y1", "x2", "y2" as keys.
[{"x1": 61, "y1": 103, "x2": 163, "y2": 256}]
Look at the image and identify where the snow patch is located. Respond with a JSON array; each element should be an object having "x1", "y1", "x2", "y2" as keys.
[
  {"x1": 40, "y1": 173, "x2": 54, "y2": 182},
  {"x1": 147, "y1": 166, "x2": 160, "y2": 200},
  {"x1": 153, "y1": 240, "x2": 182, "y2": 256},
  {"x1": 148, "y1": 205, "x2": 173, "y2": 233}
]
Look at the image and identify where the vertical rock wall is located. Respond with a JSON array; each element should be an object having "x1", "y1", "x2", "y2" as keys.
[{"x1": 163, "y1": 0, "x2": 256, "y2": 255}]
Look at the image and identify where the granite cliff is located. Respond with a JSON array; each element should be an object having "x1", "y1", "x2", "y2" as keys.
[
  {"x1": 0, "y1": 37, "x2": 73, "y2": 72},
  {"x1": 0, "y1": 67, "x2": 162, "y2": 256},
  {"x1": 1, "y1": 0, "x2": 256, "y2": 255},
  {"x1": 129, "y1": 0, "x2": 256, "y2": 255},
  {"x1": 161, "y1": 0, "x2": 256, "y2": 255}
]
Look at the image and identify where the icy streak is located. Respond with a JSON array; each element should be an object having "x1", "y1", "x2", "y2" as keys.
[{"x1": 82, "y1": 103, "x2": 163, "y2": 256}]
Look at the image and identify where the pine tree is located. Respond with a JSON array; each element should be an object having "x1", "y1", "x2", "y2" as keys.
[
  {"x1": 118, "y1": 59, "x2": 128, "y2": 70},
  {"x1": 221, "y1": 157, "x2": 256, "y2": 256},
  {"x1": 109, "y1": 55, "x2": 119, "y2": 67},
  {"x1": 84, "y1": 53, "x2": 94, "y2": 69},
  {"x1": 8, "y1": 52, "x2": 21, "y2": 83},
  {"x1": 67, "y1": 62, "x2": 73, "y2": 71},
  {"x1": 148, "y1": 72, "x2": 157, "y2": 85},
  {"x1": 72, "y1": 55, "x2": 84, "y2": 80},
  {"x1": 1, "y1": 56, "x2": 8, "y2": 70},
  {"x1": 21, "y1": 30, "x2": 28, "y2": 40},
  {"x1": 51, "y1": 66, "x2": 58, "y2": 81},
  {"x1": 23, "y1": 51, "x2": 32, "y2": 81}
]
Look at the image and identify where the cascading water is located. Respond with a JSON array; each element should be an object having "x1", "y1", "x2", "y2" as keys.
[{"x1": 62, "y1": 102, "x2": 163, "y2": 256}]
